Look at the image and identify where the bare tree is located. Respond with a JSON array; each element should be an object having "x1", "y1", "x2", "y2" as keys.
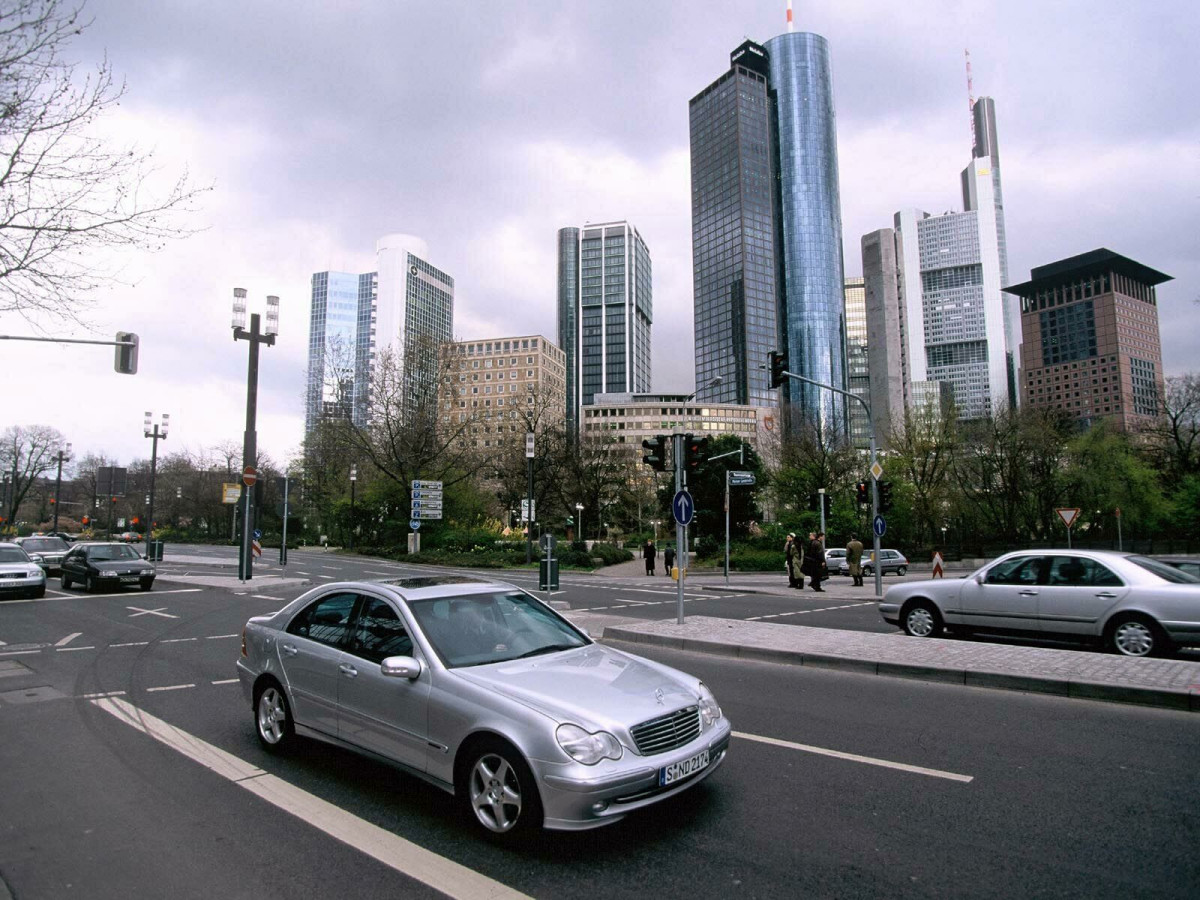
[
  {"x1": 1142, "y1": 373, "x2": 1200, "y2": 478},
  {"x1": 0, "y1": 0, "x2": 208, "y2": 322},
  {"x1": 889, "y1": 401, "x2": 959, "y2": 544},
  {"x1": 0, "y1": 424, "x2": 65, "y2": 523}
]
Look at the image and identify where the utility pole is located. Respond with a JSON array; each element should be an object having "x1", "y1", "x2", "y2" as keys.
[
  {"x1": 525, "y1": 432, "x2": 535, "y2": 564},
  {"x1": 232, "y1": 289, "x2": 278, "y2": 581},
  {"x1": 51, "y1": 443, "x2": 72, "y2": 533},
  {"x1": 143, "y1": 414, "x2": 169, "y2": 560},
  {"x1": 349, "y1": 464, "x2": 357, "y2": 551}
]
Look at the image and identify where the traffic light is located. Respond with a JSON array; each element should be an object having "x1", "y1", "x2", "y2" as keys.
[
  {"x1": 808, "y1": 493, "x2": 819, "y2": 511},
  {"x1": 114, "y1": 331, "x2": 139, "y2": 375},
  {"x1": 855, "y1": 481, "x2": 869, "y2": 506},
  {"x1": 641, "y1": 435, "x2": 668, "y2": 471},
  {"x1": 683, "y1": 434, "x2": 711, "y2": 471},
  {"x1": 768, "y1": 351, "x2": 788, "y2": 388},
  {"x1": 879, "y1": 481, "x2": 894, "y2": 514},
  {"x1": 822, "y1": 494, "x2": 832, "y2": 517},
  {"x1": 81, "y1": 515, "x2": 90, "y2": 526}
]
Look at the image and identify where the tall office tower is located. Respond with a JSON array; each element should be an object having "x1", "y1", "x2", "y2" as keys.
[
  {"x1": 556, "y1": 222, "x2": 652, "y2": 438},
  {"x1": 305, "y1": 234, "x2": 453, "y2": 436},
  {"x1": 861, "y1": 229, "x2": 906, "y2": 444},
  {"x1": 843, "y1": 277, "x2": 871, "y2": 449},
  {"x1": 1006, "y1": 249, "x2": 1170, "y2": 432},
  {"x1": 860, "y1": 98, "x2": 1012, "y2": 422},
  {"x1": 689, "y1": 34, "x2": 847, "y2": 432}
]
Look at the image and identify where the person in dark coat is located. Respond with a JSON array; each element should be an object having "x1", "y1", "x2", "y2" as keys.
[
  {"x1": 643, "y1": 539, "x2": 657, "y2": 575},
  {"x1": 785, "y1": 533, "x2": 802, "y2": 589},
  {"x1": 663, "y1": 545, "x2": 675, "y2": 576},
  {"x1": 803, "y1": 532, "x2": 825, "y2": 592},
  {"x1": 846, "y1": 535, "x2": 865, "y2": 586}
]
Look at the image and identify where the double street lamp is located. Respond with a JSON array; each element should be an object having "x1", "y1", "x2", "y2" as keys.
[
  {"x1": 51, "y1": 442, "x2": 72, "y2": 533},
  {"x1": 574, "y1": 502, "x2": 584, "y2": 544},
  {"x1": 144, "y1": 413, "x2": 168, "y2": 560},
  {"x1": 349, "y1": 464, "x2": 357, "y2": 551}
]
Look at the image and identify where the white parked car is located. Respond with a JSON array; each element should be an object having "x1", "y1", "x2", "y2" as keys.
[{"x1": 0, "y1": 543, "x2": 47, "y2": 600}]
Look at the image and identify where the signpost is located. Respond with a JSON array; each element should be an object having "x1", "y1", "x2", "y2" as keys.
[
  {"x1": 873, "y1": 514, "x2": 887, "y2": 537},
  {"x1": 1056, "y1": 507, "x2": 1081, "y2": 548},
  {"x1": 222, "y1": 483, "x2": 241, "y2": 504},
  {"x1": 409, "y1": 480, "x2": 443, "y2": 554},
  {"x1": 672, "y1": 490, "x2": 694, "y2": 526},
  {"x1": 932, "y1": 550, "x2": 945, "y2": 579},
  {"x1": 725, "y1": 470, "x2": 756, "y2": 586}
]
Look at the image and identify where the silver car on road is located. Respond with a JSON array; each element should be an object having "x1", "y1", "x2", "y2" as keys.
[
  {"x1": 237, "y1": 575, "x2": 731, "y2": 839},
  {"x1": 880, "y1": 550, "x2": 1200, "y2": 657}
]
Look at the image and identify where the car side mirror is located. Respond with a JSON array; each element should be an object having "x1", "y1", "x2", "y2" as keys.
[
  {"x1": 381, "y1": 656, "x2": 422, "y2": 680},
  {"x1": 974, "y1": 572, "x2": 985, "y2": 585}
]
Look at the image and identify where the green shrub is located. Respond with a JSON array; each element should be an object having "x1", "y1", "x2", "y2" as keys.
[
  {"x1": 557, "y1": 548, "x2": 596, "y2": 569},
  {"x1": 590, "y1": 543, "x2": 633, "y2": 565}
]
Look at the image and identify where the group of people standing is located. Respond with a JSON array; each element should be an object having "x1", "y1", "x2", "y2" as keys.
[
  {"x1": 642, "y1": 540, "x2": 675, "y2": 576},
  {"x1": 786, "y1": 532, "x2": 867, "y2": 590}
]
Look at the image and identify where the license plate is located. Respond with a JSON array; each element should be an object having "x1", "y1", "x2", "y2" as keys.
[
  {"x1": 120, "y1": 575, "x2": 139, "y2": 583},
  {"x1": 659, "y1": 749, "x2": 709, "y2": 786}
]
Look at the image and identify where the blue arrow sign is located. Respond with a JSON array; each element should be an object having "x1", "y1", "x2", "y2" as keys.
[
  {"x1": 672, "y1": 490, "x2": 695, "y2": 526},
  {"x1": 253, "y1": 528, "x2": 261, "y2": 539},
  {"x1": 873, "y1": 514, "x2": 886, "y2": 537},
  {"x1": 409, "y1": 519, "x2": 421, "y2": 531}
]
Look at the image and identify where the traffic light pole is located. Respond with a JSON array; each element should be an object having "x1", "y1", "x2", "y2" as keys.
[
  {"x1": 673, "y1": 432, "x2": 686, "y2": 624},
  {"x1": 234, "y1": 310, "x2": 275, "y2": 581},
  {"x1": 777, "y1": 368, "x2": 883, "y2": 598}
]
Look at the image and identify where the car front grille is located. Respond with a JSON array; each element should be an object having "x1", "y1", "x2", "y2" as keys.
[
  {"x1": 0, "y1": 573, "x2": 28, "y2": 580},
  {"x1": 630, "y1": 705, "x2": 700, "y2": 756}
]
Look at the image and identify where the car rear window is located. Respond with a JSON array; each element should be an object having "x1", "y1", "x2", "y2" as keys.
[{"x1": 1127, "y1": 556, "x2": 1200, "y2": 584}]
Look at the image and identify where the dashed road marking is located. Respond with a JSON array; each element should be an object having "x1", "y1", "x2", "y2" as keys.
[
  {"x1": 207, "y1": 634, "x2": 239, "y2": 640},
  {"x1": 734, "y1": 731, "x2": 974, "y2": 783},
  {"x1": 211, "y1": 678, "x2": 239, "y2": 685},
  {"x1": 55, "y1": 632, "x2": 83, "y2": 647},
  {"x1": 146, "y1": 684, "x2": 195, "y2": 693},
  {"x1": 111, "y1": 641, "x2": 150, "y2": 647},
  {"x1": 56, "y1": 646, "x2": 96, "y2": 652},
  {"x1": 161, "y1": 638, "x2": 198, "y2": 644}
]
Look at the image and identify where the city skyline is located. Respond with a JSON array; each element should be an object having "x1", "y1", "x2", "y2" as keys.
[{"x1": 2, "y1": 0, "x2": 1196, "y2": 465}]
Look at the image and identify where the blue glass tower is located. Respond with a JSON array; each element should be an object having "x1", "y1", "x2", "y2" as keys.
[{"x1": 765, "y1": 31, "x2": 847, "y2": 434}]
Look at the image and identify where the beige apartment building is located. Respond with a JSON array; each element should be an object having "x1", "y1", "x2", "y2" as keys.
[{"x1": 439, "y1": 335, "x2": 567, "y2": 449}]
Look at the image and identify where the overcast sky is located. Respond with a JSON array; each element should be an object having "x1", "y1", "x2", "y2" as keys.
[{"x1": 4, "y1": 0, "x2": 1198, "y2": 469}]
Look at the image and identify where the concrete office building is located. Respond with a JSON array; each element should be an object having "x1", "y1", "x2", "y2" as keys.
[
  {"x1": 439, "y1": 335, "x2": 566, "y2": 450},
  {"x1": 861, "y1": 96, "x2": 1014, "y2": 425},
  {"x1": 557, "y1": 222, "x2": 652, "y2": 439},
  {"x1": 689, "y1": 31, "x2": 847, "y2": 432},
  {"x1": 305, "y1": 234, "x2": 454, "y2": 435},
  {"x1": 1005, "y1": 249, "x2": 1170, "y2": 432}
]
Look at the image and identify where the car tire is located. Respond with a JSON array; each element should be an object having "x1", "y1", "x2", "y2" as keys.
[
  {"x1": 896, "y1": 565, "x2": 908, "y2": 576},
  {"x1": 901, "y1": 599, "x2": 943, "y2": 638},
  {"x1": 139, "y1": 579, "x2": 154, "y2": 591},
  {"x1": 254, "y1": 680, "x2": 295, "y2": 752},
  {"x1": 460, "y1": 737, "x2": 543, "y2": 839},
  {"x1": 862, "y1": 566, "x2": 873, "y2": 577},
  {"x1": 86, "y1": 575, "x2": 97, "y2": 593},
  {"x1": 31, "y1": 585, "x2": 46, "y2": 599},
  {"x1": 61, "y1": 574, "x2": 72, "y2": 590},
  {"x1": 1107, "y1": 614, "x2": 1169, "y2": 658}
]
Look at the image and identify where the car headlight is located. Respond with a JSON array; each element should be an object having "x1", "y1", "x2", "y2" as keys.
[
  {"x1": 698, "y1": 682, "x2": 722, "y2": 729},
  {"x1": 99, "y1": 569, "x2": 119, "y2": 576},
  {"x1": 29, "y1": 553, "x2": 44, "y2": 563},
  {"x1": 556, "y1": 723, "x2": 623, "y2": 765},
  {"x1": 29, "y1": 568, "x2": 44, "y2": 578}
]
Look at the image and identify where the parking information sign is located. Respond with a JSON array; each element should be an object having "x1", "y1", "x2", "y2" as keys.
[{"x1": 411, "y1": 480, "x2": 443, "y2": 523}]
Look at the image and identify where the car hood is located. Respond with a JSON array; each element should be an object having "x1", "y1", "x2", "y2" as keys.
[
  {"x1": 0, "y1": 562, "x2": 42, "y2": 576},
  {"x1": 454, "y1": 644, "x2": 701, "y2": 732}
]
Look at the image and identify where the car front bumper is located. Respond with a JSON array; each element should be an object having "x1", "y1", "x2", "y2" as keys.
[
  {"x1": 879, "y1": 601, "x2": 901, "y2": 625},
  {"x1": 534, "y1": 718, "x2": 733, "y2": 831},
  {"x1": 0, "y1": 574, "x2": 46, "y2": 596}
]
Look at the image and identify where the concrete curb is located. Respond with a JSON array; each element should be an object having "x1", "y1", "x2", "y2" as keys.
[{"x1": 601, "y1": 626, "x2": 1200, "y2": 713}]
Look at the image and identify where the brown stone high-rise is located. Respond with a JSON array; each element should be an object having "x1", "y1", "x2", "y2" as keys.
[{"x1": 1005, "y1": 249, "x2": 1171, "y2": 431}]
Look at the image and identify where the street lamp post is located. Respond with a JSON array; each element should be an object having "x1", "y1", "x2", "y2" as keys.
[
  {"x1": 349, "y1": 464, "x2": 357, "y2": 551},
  {"x1": 143, "y1": 414, "x2": 168, "y2": 560},
  {"x1": 575, "y1": 503, "x2": 584, "y2": 545},
  {"x1": 232, "y1": 289, "x2": 278, "y2": 581},
  {"x1": 51, "y1": 442, "x2": 72, "y2": 533}
]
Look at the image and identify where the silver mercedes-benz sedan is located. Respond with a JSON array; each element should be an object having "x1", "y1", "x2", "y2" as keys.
[
  {"x1": 237, "y1": 575, "x2": 731, "y2": 839},
  {"x1": 879, "y1": 550, "x2": 1200, "y2": 657}
]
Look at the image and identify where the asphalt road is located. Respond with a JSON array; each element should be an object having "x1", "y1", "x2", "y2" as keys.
[{"x1": 1, "y1": 546, "x2": 1197, "y2": 898}]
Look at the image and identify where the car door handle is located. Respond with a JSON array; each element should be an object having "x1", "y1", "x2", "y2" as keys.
[
  {"x1": 339, "y1": 663, "x2": 358, "y2": 678},
  {"x1": 1095, "y1": 592, "x2": 1118, "y2": 599},
  {"x1": 281, "y1": 644, "x2": 298, "y2": 657},
  {"x1": 1018, "y1": 589, "x2": 1039, "y2": 596}
]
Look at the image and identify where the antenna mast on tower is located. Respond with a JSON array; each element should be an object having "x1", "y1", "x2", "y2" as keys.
[
  {"x1": 787, "y1": 0, "x2": 794, "y2": 32},
  {"x1": 965, "y1": 48, "x2": 976, "y2": 146}
]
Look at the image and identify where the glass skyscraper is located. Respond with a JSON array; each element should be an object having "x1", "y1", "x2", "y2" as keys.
[
  {"x1": 556, "y1": 222, "x2": 652, "y2": 438},
  {"x1": 689, "y1": 34, "x2": 847, "y2": 432},
  {"x1": 305, "y1": 234, "x2": 453, "y2": 436},
  {"x1": 843, "y1": 277, "x2": 871, "y2": 449}
]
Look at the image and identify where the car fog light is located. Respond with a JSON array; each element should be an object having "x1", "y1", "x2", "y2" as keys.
[{"x1": 591, "y1": 800, "x2": 609, "y2": 814}]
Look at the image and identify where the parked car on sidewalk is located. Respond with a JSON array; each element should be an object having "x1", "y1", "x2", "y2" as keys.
[
  {"x1": 0, "y1": 543, "x2": 47, "y2": 599},
  {"x1": 880, "y1": 550, "x2": 1200, "y2": 658},
  {"x1": 237, "y1": 575, "x2": 731, "y2": 840},
  {"x1": 862, "y1": 549, "x2": 908, "y2": 577},
  {"x1": 60, "y1": 542, "x2": 155, "y2": 592},
  {"x1": 14, "y1": 535, "x2": 70, "y2": 575}
]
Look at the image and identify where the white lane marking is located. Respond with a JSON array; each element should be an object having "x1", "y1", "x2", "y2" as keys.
[
  {"x1": 111, "y1": 641, "x2": 150, "y2": 647},
  {"x1": 161, "y1": 638, "x2": 198, "y2": 644},
  {"x1": 146, "y1": 684, "x2": 195, "y2": 692},
  {"x1": 364, "y1": 570, "x2": 393, "y2": 576},
  {"x1": 127, "y1": 606, "x2": 178, "y2": 619},
  {"x1": 319, "y1": 565, "x2": 339, "y2": 570},
  {"x1": 317, "y1": 576, "x2": 333, "y2": 580},
  {"x1": 92, "y1": 698, "x2": 532, "y2": 900},
  {"x1": 0, "y1": 650, "x2": 41, "y2": 657},
  {"x1": 211, "y1": 679, "x2": 239, "y2": 685},
  {"x1": 295, "y1": 571, "x2": 311, "y2": 575},
  {"x1": 56, "y1": 646, "x2": 96, "y2": 652},
  {"x1": 207, "y1": 634, "x2": 239, "y2": 640},
  {"x1": 80, "y1": 691, "x2": 126, "y2": 699},
  {"x1": 733, "y1": 731, "x2": 974, "y2": 783},
  {"x1": 252, "y1": 594, "x2": 278, "y2": 600},
  {"x1": 56, "y1": 632, "x2": 83, "y2": 647}
]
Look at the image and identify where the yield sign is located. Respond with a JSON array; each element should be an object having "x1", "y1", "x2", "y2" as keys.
[{"x1": 1056, "y1": 507, "x2": 1081, "y2": 529}]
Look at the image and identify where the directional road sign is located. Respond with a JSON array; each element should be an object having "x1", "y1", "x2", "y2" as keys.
[
  {"x1": 728, "y1": 471, "x2": 756, "y2": 486},
  {"x1": 411, "y1": 480, "x2": 443, "y2": 491},
  {"x1": 672, "y1": 490, "x2": 695, "y2": 526},
  {"x1": 413, "y1": 509, "x2": 443, "y2": 519},
  {"x1": 873, "y1": 514, "x2": 887, "y2": 537},
  {"x1": 410, "y1": 499, "x2": 443, "y2": 511},
  {"x1": 411, "y1": 489, "x2": 443, "y2": 500}
]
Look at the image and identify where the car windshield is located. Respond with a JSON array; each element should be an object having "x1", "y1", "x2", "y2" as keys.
[
  {"x1": 22, "y1": 538, "x2": 68, "y2": 552},
  {"x1": 0, "y1": 547, "x2": 30, "y2": 563},
  {"x1": 87, "y1": 545, "x2": 140, "y2": 561},
  {"x1": 1127, "y1": 556, "x2": 1200, "y2": 584},
  {"x1": 407, "y1": 590, "x2": 588, "y2": 668}
]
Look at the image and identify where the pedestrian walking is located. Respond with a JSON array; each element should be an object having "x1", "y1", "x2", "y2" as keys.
[
  {"x1": 785, "y1": 533, "x2": 802, "y2": 589},
  {"x1": 643, "y1": 539, "x2": 657, "y2": 576},
  {"x1": 663, "y1": 546, "x2": 675, "y2": 576},
  {"x1": 803, "y1": 531, "x2": 826, "y2": 592},
  {"x1": 846, "y1": 534, "x2": 865, "y2": 587}
]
